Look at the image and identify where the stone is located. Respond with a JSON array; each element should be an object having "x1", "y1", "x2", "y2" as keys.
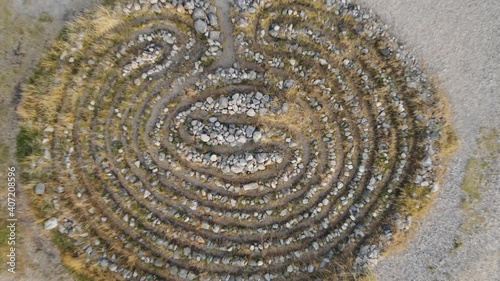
[
  {"x1": 209, "y1": 31, "x2": 221, "y2": 41},
  {"x1": 184, "y1": 2, "x2": 195, "y2": 10},
  {"x1": 283, "y1": 80, "x2": 295, "y2": 88},
  {"x1": 252, "y1": 131, "x2": 262, "y2": 142},
  {"x1": 192, "y1": 9, "x2": 207, "y2": 20},
  {"x1": 151, "y1": 4, "x2": 161, "y2": 13},
  {"x1": 431, "y1": 183, "x2": 440, "y2": 193},
  {"x1": 200, "y1": 134, "x2": 210, "y2": 142},
  {"x1": 247, "y1": 109, "x2": 256, "y2": 117},
  {"x1": 34, "y1": 183, "x2": 46, "y2": 195},
  {"x1": 100, "y1": 259, "x2": 109, "y2": 268},
  {"x1": 407, "y1": 81, "x2": 418, "y2": 89},
  {"x1": 44, "y1": 217, "x2": 58, "y2": 230},
  {"x1": 109, "y1": 264, "x2": 117, "y2": 272},
  {"x1": 422, "y1": 155, "x2": 432, "y2": 168},
  {"x1": 55, "y1": 186, "x2": 64, "y2": 193},
  {"x1": 194, "y1": 20, "x2": 208, "y2": 34},
  {"x1": 280, "y1": 209, "x2": 288, "y2": 217},
  {"x1": 243, "y1": 182, "x2": 258, "y2": 191},
  {"x1": 245, "y1": 126, "x2": 256, "y2": 137},
  {"x1": 208, "y1": 13, "x2": 218, "y2": 27},
  {"x1": 237, "y1": 135, "x2": 247, "y2": 145},
  {"x1": 379, "y1": 48, "x2": 391, "y2": 57}
]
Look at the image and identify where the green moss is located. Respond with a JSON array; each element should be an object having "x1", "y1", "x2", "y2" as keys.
[
  {"x1": 16, "y1": 126, "x2": 42, "y2": 161},
  {"x1": 51, "y1": 230, "x2": 73, "y2": 252},
  {"x1": 453, "y1": 237, "x2": 463, "y2": 249}
]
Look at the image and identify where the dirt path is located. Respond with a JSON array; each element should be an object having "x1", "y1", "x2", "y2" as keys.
[{"x1": 213, "y1": 0, "x2": 237, "y2": 68}]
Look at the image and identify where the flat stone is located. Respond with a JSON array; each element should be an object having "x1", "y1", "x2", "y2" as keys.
[
  {"x1": 379, "y1": 48, "x2": 391, "y2": 57},
  {"x1": 243, "y1": 182, "x2": 259, "y2": 191},
  {"x1": 200, "y1": 134, "x2": 210, "y2": 142},
  {"x1": 407, "y1": 82, "x2": 418, "y2": 89},
  {"x1": 245, "y1": 126, "x2": 256, "y2": 137},
  {"x1": 34, "y1": 183, "x2": 46, "y2": 195},
  {"x1": 44, "y1": 217, "x2": 58, "y2": 230},
  {"x1": 151, "y1": 4, "x2": 161, "y2": 13},
  {"x1": 209, "y1": 31, "x2": 221, "y2": 41}
]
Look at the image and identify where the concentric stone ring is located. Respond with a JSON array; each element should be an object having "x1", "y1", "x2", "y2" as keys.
[{"x1": 18, "y1": 0, "x2": 450, "y2": 280}]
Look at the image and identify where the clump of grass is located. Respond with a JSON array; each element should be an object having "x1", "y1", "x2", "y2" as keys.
[
  {"x1": 460, "y1": 158, "x2": 483, "y2": 200},
  {"x1": 356, "y1": 270, "x2": 378, "y2": 281},
  {"x1": 16, "y1": 126, "x2": 41, "y2": 161},
  {"x1": 38, "y1": 12, "x2": 54, "y2": 23},
  {"x1": 459, "y1": 128, "x2": 499, "y2": 233},
  {"x1": 453, "y1": 237, "x2": 463, "y2": 250}
]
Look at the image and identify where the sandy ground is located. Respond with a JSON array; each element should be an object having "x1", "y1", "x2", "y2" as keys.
[{"x1": 0, "y1": 0, "x2": 498, "y2": 280}]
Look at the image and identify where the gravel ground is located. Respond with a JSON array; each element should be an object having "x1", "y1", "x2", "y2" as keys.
[
  {"x1": 0, "y1": 0, "x2": 498, "y2": 280},
  {"x1": 358, "y1": 0, "x2": 500, "y2": 280}
]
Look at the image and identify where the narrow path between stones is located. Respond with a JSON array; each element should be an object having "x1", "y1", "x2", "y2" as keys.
[{"x1": 214, "y1": 0, "x2": 237, "y2": 67}]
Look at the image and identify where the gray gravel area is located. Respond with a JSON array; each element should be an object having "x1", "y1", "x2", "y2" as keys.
[{"x1": 358, "y1": 0, "x2": 500, "y2": 280}]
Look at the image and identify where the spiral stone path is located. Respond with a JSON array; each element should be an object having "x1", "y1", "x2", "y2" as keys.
[{"x1": 17, "y1": 0, "x2": 450, "y2": 280}]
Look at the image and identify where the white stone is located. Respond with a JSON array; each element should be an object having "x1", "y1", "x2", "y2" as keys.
[{"x1": 44, "y1": 218, "x2": 58, "y2": 230}]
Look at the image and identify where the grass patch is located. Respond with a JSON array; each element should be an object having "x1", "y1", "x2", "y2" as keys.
[
  {"x1": 38, "y1": 12, "x2": 54, "y2": 23},
  {"x1": 0, "y1": 142, "x2": 9, "y2": 161},
  {"x1": 460, "y1": 158, "x2": 483, "y2": 200},
  {"x1": 16, "y1": 126, "x2": 41, "y2": 161},
  {"x1": 356, "y1": 270, "x2": 378, "y2": 281},
  {"x1": 459, "y1": 128, "x2": 499, "y2": 234},
  {"x1": 452, "y1": 237, "x2": 463, "y2": 250},
  {"x1": 51, "y1": 231, "x2": 96, "y2": 281}
]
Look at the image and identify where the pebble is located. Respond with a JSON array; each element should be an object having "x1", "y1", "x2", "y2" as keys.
[
  {"x1": 44, "y1": 218, "x2": 58, "y2": 230},
  {"x1": 34, "y1": 183, "x2": 46, "y2": 195}
]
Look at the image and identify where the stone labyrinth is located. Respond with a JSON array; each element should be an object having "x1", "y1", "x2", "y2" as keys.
[{"x1": 18, "y1": 0, "x2": 450, "y2": 280}]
